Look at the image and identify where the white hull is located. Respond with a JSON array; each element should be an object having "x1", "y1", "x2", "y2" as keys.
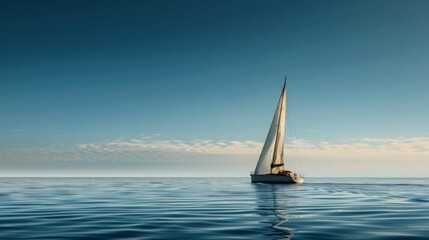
[{"x1": 250, "y1": 174, "x2": 304, "y2": 184}]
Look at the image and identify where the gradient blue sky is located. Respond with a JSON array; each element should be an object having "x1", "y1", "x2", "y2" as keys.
[{"x1": 1, "y1": 0, "x2": 428, "y2": 177}]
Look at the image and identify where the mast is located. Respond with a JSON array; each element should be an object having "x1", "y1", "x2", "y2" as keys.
[{"x1": 270, "y1": 79, "x2": 286, "y2": 173}]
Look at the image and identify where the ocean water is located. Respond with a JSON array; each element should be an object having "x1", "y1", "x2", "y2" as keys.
[{"x1": 0, "y1": 178, "x2": 428, "y2": 240}]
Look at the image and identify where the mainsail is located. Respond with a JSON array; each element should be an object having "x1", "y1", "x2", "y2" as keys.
[{"x1": 254, "y1": 82, "x2": 286, "y2": 175}]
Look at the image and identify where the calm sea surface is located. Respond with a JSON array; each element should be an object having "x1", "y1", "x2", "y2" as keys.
[{"x1": 0, "y1": 178, "x2": 428, "y2": 239}]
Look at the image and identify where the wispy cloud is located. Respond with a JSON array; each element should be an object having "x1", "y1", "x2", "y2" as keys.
[
  {"x1": 1, "y1": 135, "x2": 428, "y2": 176},
  {"x1": 0, "y1": 137, "x2": 261, "y2": 163},
  {"x1": 289, "y1": 137, "x2": 429, "y2": 159}
]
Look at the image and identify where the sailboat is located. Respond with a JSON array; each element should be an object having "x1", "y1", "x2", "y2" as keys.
[{"x1": 250, "y1": 78, "x2": 304, "y2": 184}]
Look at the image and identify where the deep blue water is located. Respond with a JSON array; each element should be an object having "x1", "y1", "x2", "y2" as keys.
[{"x1": 0, "y1": 178, "x2": 428, "y2": 239}]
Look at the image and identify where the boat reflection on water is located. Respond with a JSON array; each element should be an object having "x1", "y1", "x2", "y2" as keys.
[{"x1": 253, "y1": 183, "x2": 300, "y2": 240}]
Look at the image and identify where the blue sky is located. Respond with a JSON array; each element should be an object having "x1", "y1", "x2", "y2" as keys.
[{"x1": 1, "y1": 0, "x2": 428, "y2": 177}]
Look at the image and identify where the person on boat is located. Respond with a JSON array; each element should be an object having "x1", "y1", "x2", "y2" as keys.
[{"x1": 277, "y1": 170, "x2": 292, "y2": 176}]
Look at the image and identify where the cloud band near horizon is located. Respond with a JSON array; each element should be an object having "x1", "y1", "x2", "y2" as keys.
[{"x1": 1, "y1": 135, "x2": 428, "y2": 177}]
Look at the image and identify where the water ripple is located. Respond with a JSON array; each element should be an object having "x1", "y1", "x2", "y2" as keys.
[{"x1": 0, "y1": 178, "x2": 428, "y2": 239}]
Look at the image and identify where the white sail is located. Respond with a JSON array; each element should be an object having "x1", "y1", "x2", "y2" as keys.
[{"x1": 254, "y1": 83, "x2": 286, "y2": 175}]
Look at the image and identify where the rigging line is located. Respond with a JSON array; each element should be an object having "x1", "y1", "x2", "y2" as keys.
[
  {"x1": 289, "y1": 88, "x2": 302, "y2": 174},
  {"x1": 288, "y1": 84, "x2": 297, "y2": 172},
  {"x1": 287, "y1": 81, "x2": 301, "y2": 173},
  {"x1": 285, "y1": 83, "x2": 296, "y2": 172},
  {"x1": 290, "y1": 93, "x2": 304, "y2": 174}
]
